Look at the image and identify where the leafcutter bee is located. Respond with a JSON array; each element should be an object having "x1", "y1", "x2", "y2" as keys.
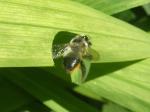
[{"x1": 52, "y1": 34, "x2": 98, "y2": 81}]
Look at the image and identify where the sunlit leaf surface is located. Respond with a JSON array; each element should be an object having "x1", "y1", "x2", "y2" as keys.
[{"x1": 0, "y1": 0, "x2": 150, "y2": 67}]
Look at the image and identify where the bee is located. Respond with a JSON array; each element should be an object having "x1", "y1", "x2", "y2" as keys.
[{"x1": 52, "y1": 34, "x2": 97, "y2": 81}]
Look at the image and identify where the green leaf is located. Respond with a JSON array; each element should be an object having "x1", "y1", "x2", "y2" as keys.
[
  {"x1": 0, "y1": 0, "x2": 150, "y2": 67},
  {"x1": 75, "y1": 59, "x2": 150, "y2": 112},
  {"x1": 0, "y1": 76, "x2": 35, "y2": 112},
  {"x1": 73, "y1": 0, "x2": 150, "y2": 15},
  {"x1": 1, "y1": 68, "x2": 99, "y2": 112},
  {"x1": 132, "y1": 16, "x2": 150, "y2": 31},
  {"x1": 113, "y1": 10, "x2": 136, "y2": 22},
  {"x1": 143, "y1": 3, "x2": 150, "y2": 15}
]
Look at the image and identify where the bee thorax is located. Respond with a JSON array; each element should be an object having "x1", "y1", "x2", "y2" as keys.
[{"x1": 63, "y1": 46, "x2": 72, "y2": 57}]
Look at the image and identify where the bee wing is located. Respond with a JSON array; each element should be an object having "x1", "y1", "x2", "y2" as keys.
[
  {"x1": 52, "y1": 44, "x2": 69, "y2": 59},
  {"x1": 84, "y1": 48, "x2": 100, "y2": 61}
]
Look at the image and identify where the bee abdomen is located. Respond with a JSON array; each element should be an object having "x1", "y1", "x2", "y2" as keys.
[{"x1": 63, "y1": 56, "x2": 80, "y2": 71}]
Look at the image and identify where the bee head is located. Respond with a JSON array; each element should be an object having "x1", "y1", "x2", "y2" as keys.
[
  {"x1": 82, "y1": 35, "x2": 92, "y2": 46},
  {"x1": 70, "y1": 34, "x2": 92, "y2": 47}
]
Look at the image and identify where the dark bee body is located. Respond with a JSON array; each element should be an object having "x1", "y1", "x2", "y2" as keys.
[{"x1": 63, "y1": 55, "x2": 80, "y2": 71}]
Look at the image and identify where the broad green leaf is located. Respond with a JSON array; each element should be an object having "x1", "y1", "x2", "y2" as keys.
[
  {"x1": 75, "y1": 59, "x2": 150, "y2": 112},
  {"x1": 1, "y1": 68, "x2": 99, "y2": 112},
  {"x1": 0, "y1": 0, "x2": 150, "y2": 67},
  {"x1": 73, "y1": 0, "x2": 150, "y2": 15}
]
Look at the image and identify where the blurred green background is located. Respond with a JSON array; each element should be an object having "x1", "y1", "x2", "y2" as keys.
[{"x1": 0, "y1": 0, "x2": 150, "y2": 112}]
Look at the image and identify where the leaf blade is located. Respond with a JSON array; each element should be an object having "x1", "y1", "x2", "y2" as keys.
[
  {"x1": 0, "y1": 0, "x2": 150, "y2": 67},
  {"x1": 73, "y1": 0, "x2": 150, "y2": 15},
  {"x1": 75, "y1": 59, "x2": 150, "y2": 112}
]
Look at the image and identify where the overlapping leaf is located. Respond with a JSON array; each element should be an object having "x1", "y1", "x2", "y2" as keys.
[
  {"x1": 1, "y1": 68, "x2": 99, "y2": 112},
  {"x1": 73, "y1": 0, "x2": 150, "y2": 15},
  {"x1": 75, "y1": 59, "x2": 150, "y2": 112},
  {"x1": 0, "y1": 0, "x2": 150, "y2": 67}
]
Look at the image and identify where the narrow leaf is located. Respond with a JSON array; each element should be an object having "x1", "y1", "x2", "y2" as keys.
[{"x1": 73, "y1": 0, "x2": 150, "y2": 15}]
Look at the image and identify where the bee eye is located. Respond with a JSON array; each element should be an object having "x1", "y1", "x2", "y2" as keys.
[{"x1": 82, "y1": 35, "x2": 89, "y2": 41}]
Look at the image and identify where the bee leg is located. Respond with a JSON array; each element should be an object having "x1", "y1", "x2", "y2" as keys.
[
  {"x1": 80, "y1": 61, "x2": 86, "y2": 81},
  {"x1": 83, "y1": 54, "x2": 93, "y2": 60}
]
